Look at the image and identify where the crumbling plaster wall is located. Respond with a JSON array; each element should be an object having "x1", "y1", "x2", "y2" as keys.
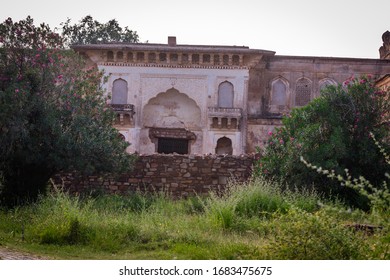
[{"x1": 99, "y1": 65, "x2": 250, "y2": 154}]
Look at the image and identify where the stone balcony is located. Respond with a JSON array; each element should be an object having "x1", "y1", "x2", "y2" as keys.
[
  {"x1": 208, "y1": 107, "x2": 242, "y2": 130},
  {"x1": 111, "y1": 104, "x2": 135, "y2": 126}
]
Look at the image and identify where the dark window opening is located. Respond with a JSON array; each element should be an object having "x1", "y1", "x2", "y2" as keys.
[
  {"x1": 192, "y1": 54, "x2": 200, "y2": 64},
  {"x1": 158, "y1": 138, "x2": 189, "y2": 154},
  {"x1": 159, "y1": 53, "x2": 167, "y2": 62},
  {"x1": 170, "y1": 53, "x2": 178, "y2": 62},
  {"x1": 203, "y1": 54, "x2": 210, "y2": 63}
]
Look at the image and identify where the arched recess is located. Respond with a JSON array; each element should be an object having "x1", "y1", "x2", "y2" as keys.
[
  {"x1": 295, "y1": 77, "x2": 312, "y2": 106},
  {"x1": 218, "y1": 81, "x2": 234, "y2": 108},
  {"x1": 269, "y1": 77, "x2": 289, "y2": 112},
  {"x1": 143, "y1": 88, "x2": 201, "y2": 130},
  {"x1": 318, "y1": 78, "x2": 337, "y2": 95},
  {"x1": 112, "y1": 79, "x2": 128, "y2": 104},
  {"x1": 215, "y1": 137, "x2": 233, "y2": 155}
]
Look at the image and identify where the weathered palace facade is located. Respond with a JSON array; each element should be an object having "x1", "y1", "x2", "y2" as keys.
[{"x1": 73, "y1": 32, "x2": 390, "y2": 155}]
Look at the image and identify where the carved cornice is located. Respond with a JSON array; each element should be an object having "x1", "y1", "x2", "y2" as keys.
[{"x1": 100, "y1": 62, "x2": 249, "y2": 70}]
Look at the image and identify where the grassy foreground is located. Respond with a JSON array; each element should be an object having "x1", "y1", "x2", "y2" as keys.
[{"x1": 0, "y1": 178, "x2": 389, "y2": 260}]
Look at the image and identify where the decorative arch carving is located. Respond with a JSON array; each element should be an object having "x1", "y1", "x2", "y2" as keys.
[
  {"x1": 269, "y1": 77, "x2": 290, "y2": 113},
  {"x1": 143, "y1": 88, "x2": 201, "y2": 130}
]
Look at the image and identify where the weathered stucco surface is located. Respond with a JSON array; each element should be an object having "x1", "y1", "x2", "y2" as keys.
[{"x1": 72, "y1": 34, "x2": 390, "y2": 155}]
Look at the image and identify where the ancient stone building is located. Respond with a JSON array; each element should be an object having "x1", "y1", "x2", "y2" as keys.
[{"x1": 72, "y1": 32, "x2": 390, "y2": 155}]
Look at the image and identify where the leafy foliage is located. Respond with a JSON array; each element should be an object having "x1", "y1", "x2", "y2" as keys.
[
  {"x1": 255, "y1": 76, "x2": 390, "y2": 208},
  {"x1": 61, "y1": 15, "x2": 139, "y2": 46},
  {"x1": 0, "y1": 17, "x2": 135, "y2": 206},
  {"x1": 301, "y1": 132, "x2": 390, "y2": 216}
]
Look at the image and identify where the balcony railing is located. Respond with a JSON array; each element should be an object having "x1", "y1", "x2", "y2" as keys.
[
  {"x1": 208, "y1": 107, "x2": 242, "y2": 130},
  {"x1": 208, "y1": 107, "x2": 242, "y2": 118},
  {"x1": 110, "y1": 104, "x2": 135, "y2": 126},
  {"x1": 110, "y1": 104, "x2": 135, "y2": 112}
]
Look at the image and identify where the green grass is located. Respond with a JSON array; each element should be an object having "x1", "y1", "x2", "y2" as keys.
[{"x1": 0, "y1": 177, "x2": 389, "y2": 260}]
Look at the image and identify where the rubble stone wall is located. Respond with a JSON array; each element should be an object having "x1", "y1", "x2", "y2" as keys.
[{"x1": 56, "y1": 153, "x2": 257, "y2": 197}]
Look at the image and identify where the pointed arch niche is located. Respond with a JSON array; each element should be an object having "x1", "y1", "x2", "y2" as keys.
[
  {"x1": 318, "y1": 78, "x2": 337, "y2": 96},
  {"x1": 269, "y1": 77, "x2": 289, "y2": 113}
]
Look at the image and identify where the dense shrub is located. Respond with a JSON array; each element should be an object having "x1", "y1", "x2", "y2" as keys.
[
  {"x1": 0, "y1": 17, "x2": 135, "y2": 207},
  {"x1": 255, "y1": 75, "x2": 390, "y2": 208}
]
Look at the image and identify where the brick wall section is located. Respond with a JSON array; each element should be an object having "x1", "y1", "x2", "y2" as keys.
[{"x1": 56, "y1": 154, "x2": 256, "y2": 197}]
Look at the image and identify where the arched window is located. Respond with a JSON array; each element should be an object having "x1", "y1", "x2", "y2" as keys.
[
  {"x1": 192, "y1": 54, "x2": 200, "y2": 64},
  {"x1": 218, "y1": 81, "x2": 234, "y2": 108},
  {"x1": 295, "y1": 78, "x2": 312, "y2": 106},
  {"x1": 203, "y1": 54, "x2": 210, "y2": 63},
  {"x1": 136, "y1": 52, "x2": 144, "y2": 62},
  {"x1": 215, "y1": 137, "x2": 233, "y2": 155},
  {"x1": 223, "y1": 55, "x2": 229, "y2": 65},
  {"x1": 159, "y1": 53, "x2": 167, "y2": 62},
  {"x1": 112, "y1": 79, "x2": 128, "y2": 104},
  {"x1": 214, "y1": 54, "x2": 220, "y2": 65},
  {"x1": 117, "y1": 51, "x2": 123, "y2": 60}
]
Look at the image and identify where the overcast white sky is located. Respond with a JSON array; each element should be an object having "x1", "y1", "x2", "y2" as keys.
[{"x1": 1, "y1": 0, "x2": 389, "y2": 58}]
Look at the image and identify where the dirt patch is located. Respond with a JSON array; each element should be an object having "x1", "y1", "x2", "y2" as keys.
[{"x1": 0, "y1": 247, "x2": 48, "y2": 260}]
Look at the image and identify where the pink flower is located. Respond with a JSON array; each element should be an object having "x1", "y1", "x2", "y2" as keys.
[
  {"x1": 279, "y1": 139, "x2": 284, "y2": 144},
  {"x1": 15, "y1": 89, "x2": 19, "y2": 93},
  {"x1": 268, "y1": 131, "x2": 273, "y2": 136}
]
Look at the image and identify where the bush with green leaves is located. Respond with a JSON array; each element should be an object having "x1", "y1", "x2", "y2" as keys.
[
  {"x1": 0, "y1": 17, "x2": 135, "y2": 207},
  {"x1": 255, "y1": 75, "x2": 389, "y2": 208}
]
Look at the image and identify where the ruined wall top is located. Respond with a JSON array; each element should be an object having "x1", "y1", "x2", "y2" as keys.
[{"x1": 379, "y1": 30, "x2": 390, "y2": 59}]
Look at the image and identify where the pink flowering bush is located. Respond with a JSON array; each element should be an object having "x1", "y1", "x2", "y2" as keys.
[
  {"x1": 0, "y1": 17, "x2": 135, "y2": 207},
  {"x1": 255, "y1": 75, "x2": 389, "y2": 209}
]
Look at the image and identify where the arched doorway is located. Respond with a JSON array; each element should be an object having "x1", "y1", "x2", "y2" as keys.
[{"x1": 215, "y1": 137, "x2": 233, "y2": 155}]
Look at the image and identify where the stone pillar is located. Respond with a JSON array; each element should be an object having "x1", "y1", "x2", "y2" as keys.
[
  {"x1": 239, "y1": 55, "x2": 244, "y2": 66},
  {"x1": 228, "y1": 54, "x2": 233, "y2": 66}
]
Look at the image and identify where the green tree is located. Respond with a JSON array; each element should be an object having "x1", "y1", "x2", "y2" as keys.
[
  {"x1": 255, "y1": 75, "x2": 390, "y2": 208},
  {"x1": 0, "y1": 17, "x2": 135, "y2": 207},
  {"x1": 61, "y1": 15, "x2": 139, "y2": 45}
]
